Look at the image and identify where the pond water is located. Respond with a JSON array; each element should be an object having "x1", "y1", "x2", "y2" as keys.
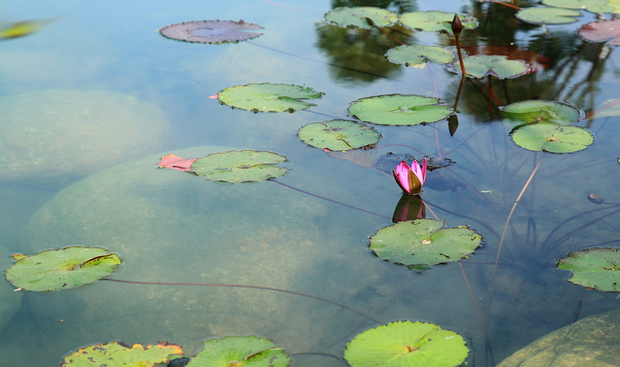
[{"x1": 1, "y1": 0, "x2": 620, "y2": 366}]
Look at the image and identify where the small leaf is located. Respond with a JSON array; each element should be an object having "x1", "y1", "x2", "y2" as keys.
[
  {"x1": 188, "y1": 336, "x2": 289, "y2": 367},
  {"x1": 399, "y1": 11, "x2": 478, "y2": 33},
  {"x1": 159, "y1": 20, "x2": 263, "y2": 44},
  {"x1": 298, "y1": 120, "x2": 381, "y2": 151},
  {"x1": 579, "y1": 19, "x2": 620, "y2": 45},
  {"x1": 217, "y1": 83, "x2": 323, "y2": 112},
  {"x1": 386, "y1": 45, "x2": 455, "y2": 66},
  {"x1": 558, "y1": 247, "x2": 620, "y2": 292},
  {"x1": 61, "y1": 341, "x2": 183, "y2": 367},
  {"x1": 459, "y1": 55, "x2": 529, "y2": 79},
  {"x1": 516, "y1": 7, "x2": 581, "y2": 25},
  {"x1": 191, "y1": 150, "x2": 287, "y2": 183},
  {"x1": 324, "y1": 7, "x2": 398, "y2": 29},
  {"x1": 348, "y1": 94, "x2": 453, "y2": 126},
  {"x1": 158, "y1": 154, "x2": 197, "y2": 171},
  {"x1": 510, "y1": 122, "x2": 594, "y2": 153}
]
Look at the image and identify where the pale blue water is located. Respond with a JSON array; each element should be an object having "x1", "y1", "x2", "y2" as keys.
[{"x1": 1, "y1": 0, "x2": 620, "y2": 366}]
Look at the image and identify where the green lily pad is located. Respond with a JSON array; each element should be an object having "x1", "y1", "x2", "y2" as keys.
[
  {"x1": 579, "y1": 19, "x2": 620, "y2": 45},
  {"x1": 217, "y1": 83, "x2": 323, "y2": 112},
  {"x1": 558, "y1": 247, "x2": 620, "y2": 292},
  {"x1": 348, "y1": 94, "x2": 453, "y2": 126},
  {"x1": 500, "y1": 100, "x2": 583, "y2": 124},
  {"x1": 460, "y1": 55, "x2": 530, "y2": 79},
  {"x1": 61, "y1": 341, "x2": 183, "y2": 367},
  {"x1": 297, "y1": 119, "x2": 380, "y2": 151},
  {"x1": 516, "y1": 7, "x2": 581, "y2": 25},
  {"x1": 191, "y1": 150, "x2": 287, "y2": 182},
  {"x1": 5, "y1": 246, "x2": 121, "y2": 292},
  {"x1": 543, "y1": 0, "x2": 614, "y2": 13},
  {"x1": 344, "y1": 321, "x2": 469, "y2": 367},
  {"x1": 369, "y1": 219, "x2": 482, "y2": 271},
  {"x1": 187, "y1": 336, "x2": 290, "y2": 367},
  {"x1": 399, "y1": 11, "x2": 478, "y2": 33},
  {"x1": 510, "y1": 122, "x2": 594, "y2": 153},
  {"x1": 324, "y1": 7, "x2": 398, "y2": 29},
  {"x1": 386, "y1": 45, "x2": 455, "y2": 66}
]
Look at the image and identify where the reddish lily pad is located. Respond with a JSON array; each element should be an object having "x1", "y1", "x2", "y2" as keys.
[
  {"x1": 61, "y1": 341, "x2": 183, "y2": 367},
  {"x1": 579, "y1": 19, "x2": 620, "y2": 45},
  {"x1": 158, "y1": 154, "x2": 197, "y2": 171},
  {"x1": 159, "y1": 20, "x2": 263, "y2": 44}
]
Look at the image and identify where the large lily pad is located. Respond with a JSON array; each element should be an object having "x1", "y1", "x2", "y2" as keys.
[
  {"x1": 217, "y1": 83, "x2": 323, "y2": 112},
  {"x1": 369, "y1": 219, "x2": 482, "y2": 271},
  {"x1": 460, "y1": 55, "x2": 530, "y2": 79},
  {"x1": 187, "y1": 336, "x2": 289, "y2": 367},
  {"x1": 558, "y1": 247, "x2": 620, "y2": 292},
  {"x1": 399, "y1": 11, "x2": 478, "y2": 33},
  {"x1": 62, "y1": 341, "x2": 183, "y2": 367},
  {"x1": 159, "y1": 20, "x2": 263, "y2": 44},
  {"x1": 579, "y1": 18, "x2": 620, "y2": 45},
  {"x1": 190, "y1": 150, "x2": 287, "y2": 182},
  {"x1": 297, "y1": 120, "x2": 380, "y2": 151},
  {"x1": 344, "y1": 321, "x2": 469, "y2": 367},
  {"x1": 5, "y1": 246, "x2": 121, "y2": 292},
  {"x1": 324, "y1": 7, "x2": 398, "y2": 29},
  {"x1": 510, "y1": 122, "x2": 594, "y2": 153},
  {"x1": 386, "y1": 45, "x2": 455, "y2": 66},
  {"x1": 516, "y1": 7, "x2": 581, "y2": 24},
  {"x1": 500, "y1": 100, "x2": 583, "y2": 124},
  {"x1": 348, "y1": 94, "x2": 453, "y2": 126}
]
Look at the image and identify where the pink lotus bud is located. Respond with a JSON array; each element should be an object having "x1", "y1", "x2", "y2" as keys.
[{"x1": 392, "y1": 158, "x2": 427, "y2": 195}]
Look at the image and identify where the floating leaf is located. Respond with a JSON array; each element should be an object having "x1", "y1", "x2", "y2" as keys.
[
  {"x1": 61, "y1": 341, "x2": 183, "y2": 367},
  {"x1": 558, "y1": 247, "x2": 620, "y2": 292},
  {"x1": 543, "y1": 0, "x2": 614, "y2": 13},
  {"x1": 324, "y1": 7, "x2": 398, "y2": 29},
  {"x1": 158, "y1": 154, "x2": 197, "y2": 171},
  {"x1": 579, "y1": 19, "x2": 620, "y2": 45},
  {"x1": 459, "y1": 55, "x2": 529, "y2": 79},
  {"x1": 5, "y1": 246, "x2": 121, "y2": 292},
  {"x1": 217, "y1": 83, "x2": 323, "y2": 112},
  {"x1": 464, "y1": 45, "x2": 550, "y2": 72},
  {"x1": 159, "y1": 20, "x2": 263, "y2": 44},
  {"x1": 344, "y1": 321, "x2": 469, "y2": 367},
  {"x1": 399, "y1": 11, "x2": 478, "y2": 33},
  {"x1": 191, "y1": 150, "x2": 287, "y2": 183},
  {"x1": 187, "y1": 336, "x2": 289, "y2": 367},
  {"x1": 516, "y1": 7, "x2": 581, "y2": 24},
  {"x1": 348, "y1": 94, "x2": 453, "y2": 126},
  {"x1": 511, "y1": 122, "x2": 594, "y2": 153},
  {"x1": 386, "y1": 45, "x2": 455, "y2": 66},
  {"x1": 298, "y1": 120, "x2": 380, "y2": 151},
  {"x1": 500, "y1": 100, "x2": 583, "y2": 124},
  {"x1": 369, "y1": 219, "x2": 482, "y2": 271}
]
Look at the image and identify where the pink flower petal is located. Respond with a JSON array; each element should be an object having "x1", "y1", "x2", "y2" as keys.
[{"x1": 158, "y1": 154, "x2": 197, "y2": 172}]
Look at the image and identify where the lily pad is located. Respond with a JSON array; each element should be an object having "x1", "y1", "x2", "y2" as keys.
[
  {"x1": 5, "y1": 246, "x2": 121, "y2": 292},
  {"x1": 187, "y1": 336, "x2": 289, "y2": 367},
  {"x1": 399, "y1": 11, "x2": 478, "y2": 33},
  {"x1": 543, "y1": 0, "x2": 614, "y2": 13},
  {"x1": 510, "y1": 122, "x2": 594, "y2": 153},
  {"x1": 557, "y1": 247, "x2": 620, "y2": 292},
  {"x1": 464, "y1": 45, "x2": 550, "y2": 72},
  {"x1": 516, "y1": 7, "x2": 581, "y2": 25},
  {"x1": 217, "y1": 83, "x2": 323, "y2": 112},
  {"x1": 579, "y1": 18, "x2": 620, "y2": 45},
  {"x1": 459, "y1": 55, "x2": 529, "y2": 79},
  {"x1": 344, "y1": 321, "x2": 469, "y2": 367},
  {"x1": 190, "y1": 150, "x2": 287, "y2": 182},
  {"x1": 159, "y1": 20, "x2": 263, "y2": 44},
  {"x1": 369, "y1": 219, "x2": 482, "y2": 271},
  {"x1": 324, "y1": 7, "x2": 398, "y2": 29},
  {"x1": 61, "y1": 341, "x2": 183, "y2": 367},
  {"x1": 500, "y1": 100, "x2": 583, "y2": 124},
  {"x1": 348, "y1": 94, "x2": 453, "y2": 126},
  {"x1": 297, "y1": 120, "x2": 380, "y2": 151},
  {"x1": 386, "y1": 45, "x2": 455, "y2": 66}
]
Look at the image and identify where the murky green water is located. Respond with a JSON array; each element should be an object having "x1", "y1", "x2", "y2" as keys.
[{"x1": 1, "y1": 0, "x2": 620, "y2": 366}]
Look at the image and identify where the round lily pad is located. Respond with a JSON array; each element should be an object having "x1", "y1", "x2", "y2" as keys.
[
  {"x1": 399, "y1": 11, "x2": 478, "y2": 33},
  {"x1": 501, "y1": 100, "x2": 583, "y2": 124},
  {"x1": 386, "y1": 45, "x2": 455, "y2": 66},
  {"x1": 190, "y1": 150, "x2": 287, "y2": 182},
  {"x1": 188, "y1": 336, "x2": 289, "y2": 367},
  {"x1": 558, "y1": 247, "x2": 620, "y2": 292},
  {"x1": 543, "y1": 0, "x2": 613, "y2": 13},
  {"x1": 460, "y1": 55, "x2": 529, "y2": 79},
  {"x1": 516, "y1": 7, "x2": 581, "y2": 25},
  {"x1": 344, "y1": 321, "x2": 469, "y2": 367},
  {"x1": 348, "y1": 94, "x2": 453, "y2": 126},
  {"x1": 369, "y1": 219, "x2": 482, "y2": 271},
  {"x1": 5, "y1": 246, "x2": 121, "y2": 292},
  {"x1": 217, "y1": 83, "x2": 323, "y2": 112},
  {"x1": 510, "y1": 122, "x2": 594, "y2": 153},
  {"x1": 297, "y1": 120, "x2": 380, "y2": 151},
  {"x1": 579, "y1": 19, "x2": 620, "y2": 46},
  {"x1": 62, "y1": 341, "x2": 183, "y2": 367},
  {"x1": 159, "y1": 20, "x2": 263, "y2": 44},
  {"x1": 324, "y1": 7, "x2": 398, "y2": 29}
]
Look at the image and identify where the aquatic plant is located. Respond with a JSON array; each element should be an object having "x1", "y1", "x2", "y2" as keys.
[{"x1": 392, "y1": 159, "x2": 427, "y2": 195}]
